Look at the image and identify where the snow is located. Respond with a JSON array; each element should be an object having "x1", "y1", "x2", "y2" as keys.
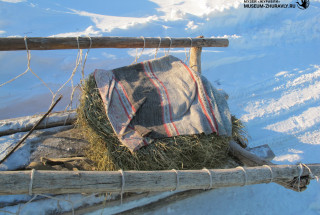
[
  {"x1": 86, "y1": 191, "x2": 183, "y2": 215},
  {"x1": 0, "y1": 125, "x2": 73, "y2": 171},
  {"x1": 0, "y1": 131, "x2": 31, "y2": 170},
  {"x1": 145, "y1": 182, "x2": 320, "y2": 215},
  {"x1": 0, "y1": 0, "x2": 320, "y2": 214},
  {"x1": 0, "y1": 194, "x2": 106, "y2": 214}
]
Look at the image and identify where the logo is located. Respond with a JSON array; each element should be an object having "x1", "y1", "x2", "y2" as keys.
[{"x1": 296, "y1": 0, "x2": 309, "y2": 9}]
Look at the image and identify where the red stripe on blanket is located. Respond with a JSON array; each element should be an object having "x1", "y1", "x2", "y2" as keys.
[
  {"x1": 113, "y1": 76, "x2": 137, "y2": 113},
  {"x1": 114, "y1": 86, "x2": 132, "y2": 121},
  {"x1": 148, "y1": 61, "x2": 180, "y2": 136},
  {"x1": 141, "y1": 62, "x2": 172, "y2": 137},
  {"x1": 181, "y1": 62, "x2": 216, "y2": 133},
  {"x1": 143, "y1": 139, "x2": 148, "y2": 146}
]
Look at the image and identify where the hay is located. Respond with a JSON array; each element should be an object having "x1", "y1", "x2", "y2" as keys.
[{"x1": 77, "y1": 74, "x2": 247, "y2": 171}]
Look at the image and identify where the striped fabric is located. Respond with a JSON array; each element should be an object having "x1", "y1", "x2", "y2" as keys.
[{"x1": 94, "y1": 55, "x2": 232, "y2": 152}]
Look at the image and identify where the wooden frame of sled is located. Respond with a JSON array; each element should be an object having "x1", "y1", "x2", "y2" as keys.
[
  {"x1": 0, "y1": 164, "x2": 319, "y2": 195},
  {"x1": 0, "y1": 36, "x2": 318, "y2": 198}
]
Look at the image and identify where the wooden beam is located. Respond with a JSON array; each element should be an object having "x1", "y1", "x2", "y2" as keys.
[
  {"x1": 0, "y1": 164, "x2": 319, "y2": 195},
  {"x1": 0, "y1": 37, "x2": 229, "y2": 51},
  {"x1": 189, "y1": 35, "x2": 203, "y2": 73},
  {"x1": 0, "y1": 110, "x2": 76, "y2": 137}
]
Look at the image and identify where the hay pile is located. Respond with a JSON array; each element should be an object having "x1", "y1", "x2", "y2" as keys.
[{"x1": 77, "y1": 74, "x2": 247, "y2": 171}]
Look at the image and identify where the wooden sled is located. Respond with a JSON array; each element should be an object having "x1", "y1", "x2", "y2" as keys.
[
  {"x1": 0, "y1": 90, "x2": 318, "y2": 214},
  {"x1": 0, "y1": 36, "x2": 319, "y2": 214}
]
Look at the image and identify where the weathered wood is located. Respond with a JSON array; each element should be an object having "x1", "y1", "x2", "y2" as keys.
[
  {"x1": 229, "y1": 140, "x2": 270, "y2": 167},
  {"x1": 228, "y1": 140, "x2": 311, "y2": 191},
  {"x1": 0, "y1": 126, "x2": 88, "y2": 171},
  {"x1": 0, "y1": 37, "x2": 229, "y2": 51},
  {"x1": 0, "y1": 164, "x2": 319, "y2": 195},
  {"x1": 0, "y1": 110, "x2": 76, "y2": 136},
  {"x1": 189, "y1": 36, "x2": 203, "y2": 73}
]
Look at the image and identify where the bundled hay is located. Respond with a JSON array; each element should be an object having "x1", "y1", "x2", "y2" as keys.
[{"x1": 77, "y1": 74, "x2": 247, "y2": 171}]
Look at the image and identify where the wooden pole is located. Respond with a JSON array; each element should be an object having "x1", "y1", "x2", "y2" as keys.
[
  {"x1": 0, "y1": 37, "x2": 229, "y2": 51},
  {"x1": 0, "y1": 110, "x2": 76, "y2": 137},
  {"x1": 0, "y1": 164, "x2": 319, "y2": 195},
  {"x1": 189, "y1": 36, "x2": 204, "y2": 73},
  {"x1": 0, "y1": 95, "x2": 63, "y2": 165}
]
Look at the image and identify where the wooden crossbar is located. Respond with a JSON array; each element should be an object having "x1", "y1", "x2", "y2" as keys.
[{"x1": 0, "y1": 37, "x2": 229, "y2": 51}]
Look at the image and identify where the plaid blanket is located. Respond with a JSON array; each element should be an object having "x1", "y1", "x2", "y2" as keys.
[{"x1": 94, "y1": 55, "x2": 232, "y2": 152}]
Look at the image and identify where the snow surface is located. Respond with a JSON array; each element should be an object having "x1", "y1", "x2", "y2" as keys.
[{"x1": 0, "y1": 0, "x2": 320, "y2": 214}]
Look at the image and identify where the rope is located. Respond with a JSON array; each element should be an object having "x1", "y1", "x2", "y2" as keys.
[
  {"x1": 0, "y1": 69, "x2": 28, "y2": 87},
  {"x1": 43, "y1": 116, "x2": 49, "y2": 129},
  {"x1": 154, "y1": 37, "x2": 161, "y2": 59},
  {"x1": 165, "y1": 37, "x2": 172, "y2": 56},
  {"x1": 3, "y1": 193, "x2": 103, "y2": 215},
  {"x1": 302, "y1": 163, "x2": 319, "y2": 182},
  {"x1": 2, "y1": 164, "x2": 319, "y2": 214},
  {"x1": 171, "y1": 169, "x2": 180, "y2": 191},
  {"x1": 0, "y1": 36, "x2": 54, "y2": 97},
  {"x1": 24, "y1": 37, "x2": 54, "y2": 97},
  {"x1": 119, "y1": 169, "x2": 125, "y2": 204},
  {"x1": 100, "y1": 194, "x2": 108, "y2": 215},
  {"x1": 68, "y1": 37, "x2": 82, "y2": 109},
  {"x1": 236, "y1": 166, "x2": 247, "y2": 186},
  {"x1": 40, "y1": 194, "x2": 75, "y2": 215},
  {"x1": 0, "y1": 36, "x2": 102, "y2": 215},
  {"x1": 185, "y1": 37, "x2": 193, "y2": 63},
  {"x1": 263, "y1": 165, "x2": 273, "y2": 183},
  {"x1": 0, "y1": 209, "x2": 15, "y2": 215},
  {"x1": 81, "y1": 36, "x2": 92, "y2": 79},
  {"x1": 63, "y1": 111, "x2": 71, "y2": 126},
  {"x1": 57, "y1": 37, "x2": 83, "y2": 110},
  {"x1": 132, "y1": 36, "x2": 146, "y2": 64},
  {"x1": 29, "y1": 169, "x2": 36, "y2": 196},
  {"x1": 203, "y1": 168, "x2": 213, "y2": 189},
  {"x1": 17, "y1": 194, "x2": 38, "y2": 215},
  {"x1": 297, "y1": 163, "x2": 304, "y2": 192}
]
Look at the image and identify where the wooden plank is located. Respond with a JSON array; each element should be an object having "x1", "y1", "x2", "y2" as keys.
[
  {"x1": 0, "y1": 110, "x2": 76, "y2": 136},
  {"x1": 229, "y1": 140, "x2": 270, "y2": 167},
  {"x1": 189, "y1": 36, "x2": 203, "y2": 73},
  {"x1": 0, "y1": 164, "x2": 319, "y2": 195},
  {"x1": 0, "y1": 37, "x2": 229, "y2": 51}
]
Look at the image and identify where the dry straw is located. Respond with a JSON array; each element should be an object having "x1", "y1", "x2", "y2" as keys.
[{"x1": 77, "y1": 75, "x2": 248, "y2": 171}]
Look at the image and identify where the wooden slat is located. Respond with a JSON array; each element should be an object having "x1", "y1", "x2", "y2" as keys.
[
  {"x1": 0, "y1": 110, "x2": 76, "y2": 137},
  {"x1": 0, "y1": 164, "x2": 319, "y2": 195},
  {"x1": 0, "y1": 37, "x2": 229, "y2": 51},
  {"x1": 189, "y1": 35, "x2": 204, "y2": 73}
]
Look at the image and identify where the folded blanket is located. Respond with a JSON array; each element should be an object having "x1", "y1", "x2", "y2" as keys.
[{"x1": 94, "y1": 55, "x2": 232, "y2": 151}]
